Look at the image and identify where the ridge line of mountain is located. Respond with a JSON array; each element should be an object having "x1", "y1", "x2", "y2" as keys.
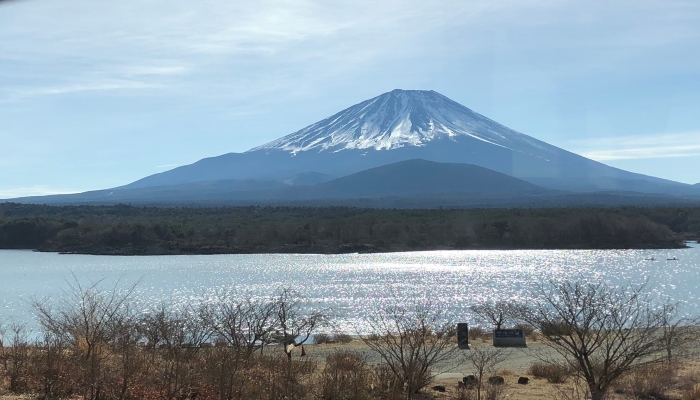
[{"x1": 7, "y1": 89, "x2": 700, "y2": 204}]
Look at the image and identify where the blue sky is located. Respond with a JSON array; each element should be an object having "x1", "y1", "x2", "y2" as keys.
[{"x1": 1, "y1": 0, "x2": 700, "y2": 198}]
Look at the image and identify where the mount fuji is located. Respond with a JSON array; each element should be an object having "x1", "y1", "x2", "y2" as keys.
[
  {"x1": 9, "y1": 89, "x2": 700, "y2": 205},
  {"x1": 119, "y1": 89, "x2": 688, "y2": 194}
]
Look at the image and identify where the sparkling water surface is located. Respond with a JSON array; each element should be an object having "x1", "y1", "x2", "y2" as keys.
[{"x1": 1, "y1": 244, "x2": 699, "y2": 333}]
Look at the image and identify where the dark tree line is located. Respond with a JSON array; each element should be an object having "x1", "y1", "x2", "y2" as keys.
[{"x1": 0, "y1": 203, "x2": 690, "y2": 255}]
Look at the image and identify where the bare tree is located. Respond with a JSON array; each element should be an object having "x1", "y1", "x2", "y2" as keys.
[
  {"x1": 658, "y1": 301, "x2": 700, "y2": 363},
  {"x1": 469, "y1": 301, "x2": 522, "y2": 330},
  {"x1": 32, "y1": 331, "x2": 68, "y2": 400},
  {"x1": 141, "y1": 303, "x2": 212, "y2": 400},
  {"x1": 521, "y1": 280, "x2": 697, "y2": 400},
  {"x1": 360, "y1": 299, "x2": 459, "y2": 396},
  {"x1": 31, "y1": 276, "x2": 137, "y2": 400},
  {"x1": 204, "y1": 293, "x2": 279, "y2": 400},
  {"x1": 110, "y1": 308, "x2": 145, "y2": 400},
  {"x1": 275, "y1": 287, "x2": 328, "y2": 361},
  {"x1": 209, "y1": 293, "x2": 278, "y2": 356},
  {"x1": 0, "y1": 321, "x2": 31, "y2": 393},
  {"x1": 462, "y1": 346, "x2": 509, "y2": 400}
]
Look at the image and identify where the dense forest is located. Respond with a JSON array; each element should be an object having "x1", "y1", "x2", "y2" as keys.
[{"x1": 0, "y1": 203, "x2": 697, "y2": 255}]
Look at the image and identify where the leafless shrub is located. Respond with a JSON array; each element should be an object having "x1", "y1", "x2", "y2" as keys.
[
  {"x1": 462, "y1": 347, "x2": 508, "y2": 400},
  {"x1": 6, "y1": 281, "x2": 339, "y2": 400},
  {"x1": 521, "y1": 280, "x2": 699, "y2": 400},
  {"x1": 320, "y1": 350, "x2": 373, "y2": 400},
  {"x1": 141, "y1": 303, "x2": 212, "y2": 400},
  {"x1": 468, "y1": 327, "x2": 489, "y2": 341},
  {"x1": 207, "y1": 292, "x2": 278, "y2": 355},
  {"x1": 552, "y1": 374, "x2": 592, "y2": 400},
  {"x1": 361, "y1": 298, "x2": 459, "y2": 395},
  {"x1": 365, "y1": 333, "x2": 381, "y2": 341},
  {"x1": 513, "y1": 323, "x2": 535, "y2": 337},
  {"x1": 202, "y1": 345, "x2": 250, "y2": 400},
  {"x1": 497, "y1": 369, "x2": 514, "y2": 376},
  {"x1": 0, "y1": 321, "x2": 31, "y2": 393},
  {"x1": 314, "y1": 333, "x2": 332, "y2": 344},
  {"x1": 659, "y1": 303, "x2": 700, "y2": 363},
  {"x1": 451, "y1": 386, "x2": 476, "y2": 400},
  {"x1": 334, "y1": 333, "x2": 353, "y2": 344},
  {"x1": 371, "y1": 363, "x2": 404, "y2": 399},
  {"x1": 30, "y1": 276, "x2": 138, "y2": 400},
  {"x1": 242, "y1": 354, "x2": 317, "y2": 400},
  {"x1": 615, "y1": 363, "x2": 678, "y2": 399},
  {"x1": 527, "y1": 363, "x2": 570, "y2": 383},
  {"x1": 31, "y1": 332, "x2": 69, "y2": 400},
  {"x1": 109, "y1": 312, "x2": 146, "y2": 400},
  {"x1": 482, "y1": 382, "x2": 507, "y2": 400}
]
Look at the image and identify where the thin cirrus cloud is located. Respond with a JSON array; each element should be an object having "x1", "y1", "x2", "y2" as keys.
[
  {"x1": 576, "y1": 132, "x2": 700, "y2": 161},
  {"x1": 4, "y1": 80, "x2": 160, "y2": 102},
  {"x1": 0, "y1": 0, "x2": 558, "y2": 104}
]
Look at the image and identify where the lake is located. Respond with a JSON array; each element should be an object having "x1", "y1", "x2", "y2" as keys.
[{"x1": 1, "y1": 244, "x2": 699, "y2": 333}]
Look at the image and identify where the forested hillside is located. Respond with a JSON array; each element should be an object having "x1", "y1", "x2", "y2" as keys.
[{"x1": 0, "y1": 203, "x2": 694, "y2": 255}]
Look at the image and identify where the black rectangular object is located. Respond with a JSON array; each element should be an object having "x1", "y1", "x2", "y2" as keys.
[{"x1": 457, "y1": 323, "x2": 469, "y2": 349}]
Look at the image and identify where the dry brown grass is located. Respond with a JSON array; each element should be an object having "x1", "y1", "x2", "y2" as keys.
[
  {"x1": 614, "y1": 363, "x2": 678, "y2": 399},
  {"x1": 683, "y1": 383, "x2": 700, "y2": 400},
  {"x1": 527, "y1": 362, "x2": 570, "y2": 384},
  {"x1": 468, "y1": 327, "x2": 490, "y2": 342},
  {"x1": 320, "y1": 350, "x2": 373, "y2": 400},
  {"x1": 334, "y1": 333, "x2": 354, "y2": 344}
]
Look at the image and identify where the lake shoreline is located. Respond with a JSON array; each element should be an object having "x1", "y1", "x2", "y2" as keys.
[{"x1": 7, "y1": 240, "x2": 688, "y2": 256}]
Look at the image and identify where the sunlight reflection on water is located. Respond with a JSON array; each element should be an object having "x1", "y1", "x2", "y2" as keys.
[{"x1": 1, "y1": 244, "x2": 698, "y2": 333}]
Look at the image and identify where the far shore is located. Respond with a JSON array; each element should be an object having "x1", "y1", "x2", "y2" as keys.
[
  {"x1": 1, "y1": 203, "x2": 692, "y2": 256},
  {"x1": 6, "y1": 240, "x2": 689, "y2": 256}
]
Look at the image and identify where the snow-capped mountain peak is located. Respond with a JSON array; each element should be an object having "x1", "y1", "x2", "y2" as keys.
[{"x1": 248, "y1": 89, "x2": 546, "y2": 155}]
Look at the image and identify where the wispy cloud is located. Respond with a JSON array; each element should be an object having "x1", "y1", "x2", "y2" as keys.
[
  {"x1": 121, "y1": 65, "x2": 188, "y2": 76},
  {"x1": 574, "y1": 132, "x2": 700, "y2": 161},
  {"x1": 0, "y1": 186, "x2": 81, "y2": 199},
  {"x1": 0, "y1": 0, "x2": 570, "y2": 104},
  {"x1": 5, "y1": 80, "x2": 158, "y2": 102}
]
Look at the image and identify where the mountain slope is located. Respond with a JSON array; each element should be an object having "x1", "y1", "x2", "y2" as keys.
[
  {"x1": 121, "y1": 89, "x2": 692, "y2": 195},
  {"x1": 12, "y1": 160, "x2": 549, "y2": 205},
  {"x1": 297, "y1": 159, "x2": 547, "y2": 198}
]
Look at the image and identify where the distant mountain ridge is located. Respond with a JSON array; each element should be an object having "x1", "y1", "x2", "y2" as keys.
[
  {"x1": 6, "y1": 89, "x2": 700, "y2": 206},
  {"x1": 287, "y1": 159, "x2": 548, "y2": 198},
  {"x1": 13, "y1": 160, "x2": 550, "y2": 204},
  {"x1": 122, "y1": 89, "x2": 692, "y2": 195},
  {"x1": 10, "y1": 160, "x2": 700, "y2": 209}
]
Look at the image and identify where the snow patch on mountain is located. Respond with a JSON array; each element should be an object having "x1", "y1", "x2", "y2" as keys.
[{"x1": 249, "y1": 89, "x2": 552, "y2": 156}]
